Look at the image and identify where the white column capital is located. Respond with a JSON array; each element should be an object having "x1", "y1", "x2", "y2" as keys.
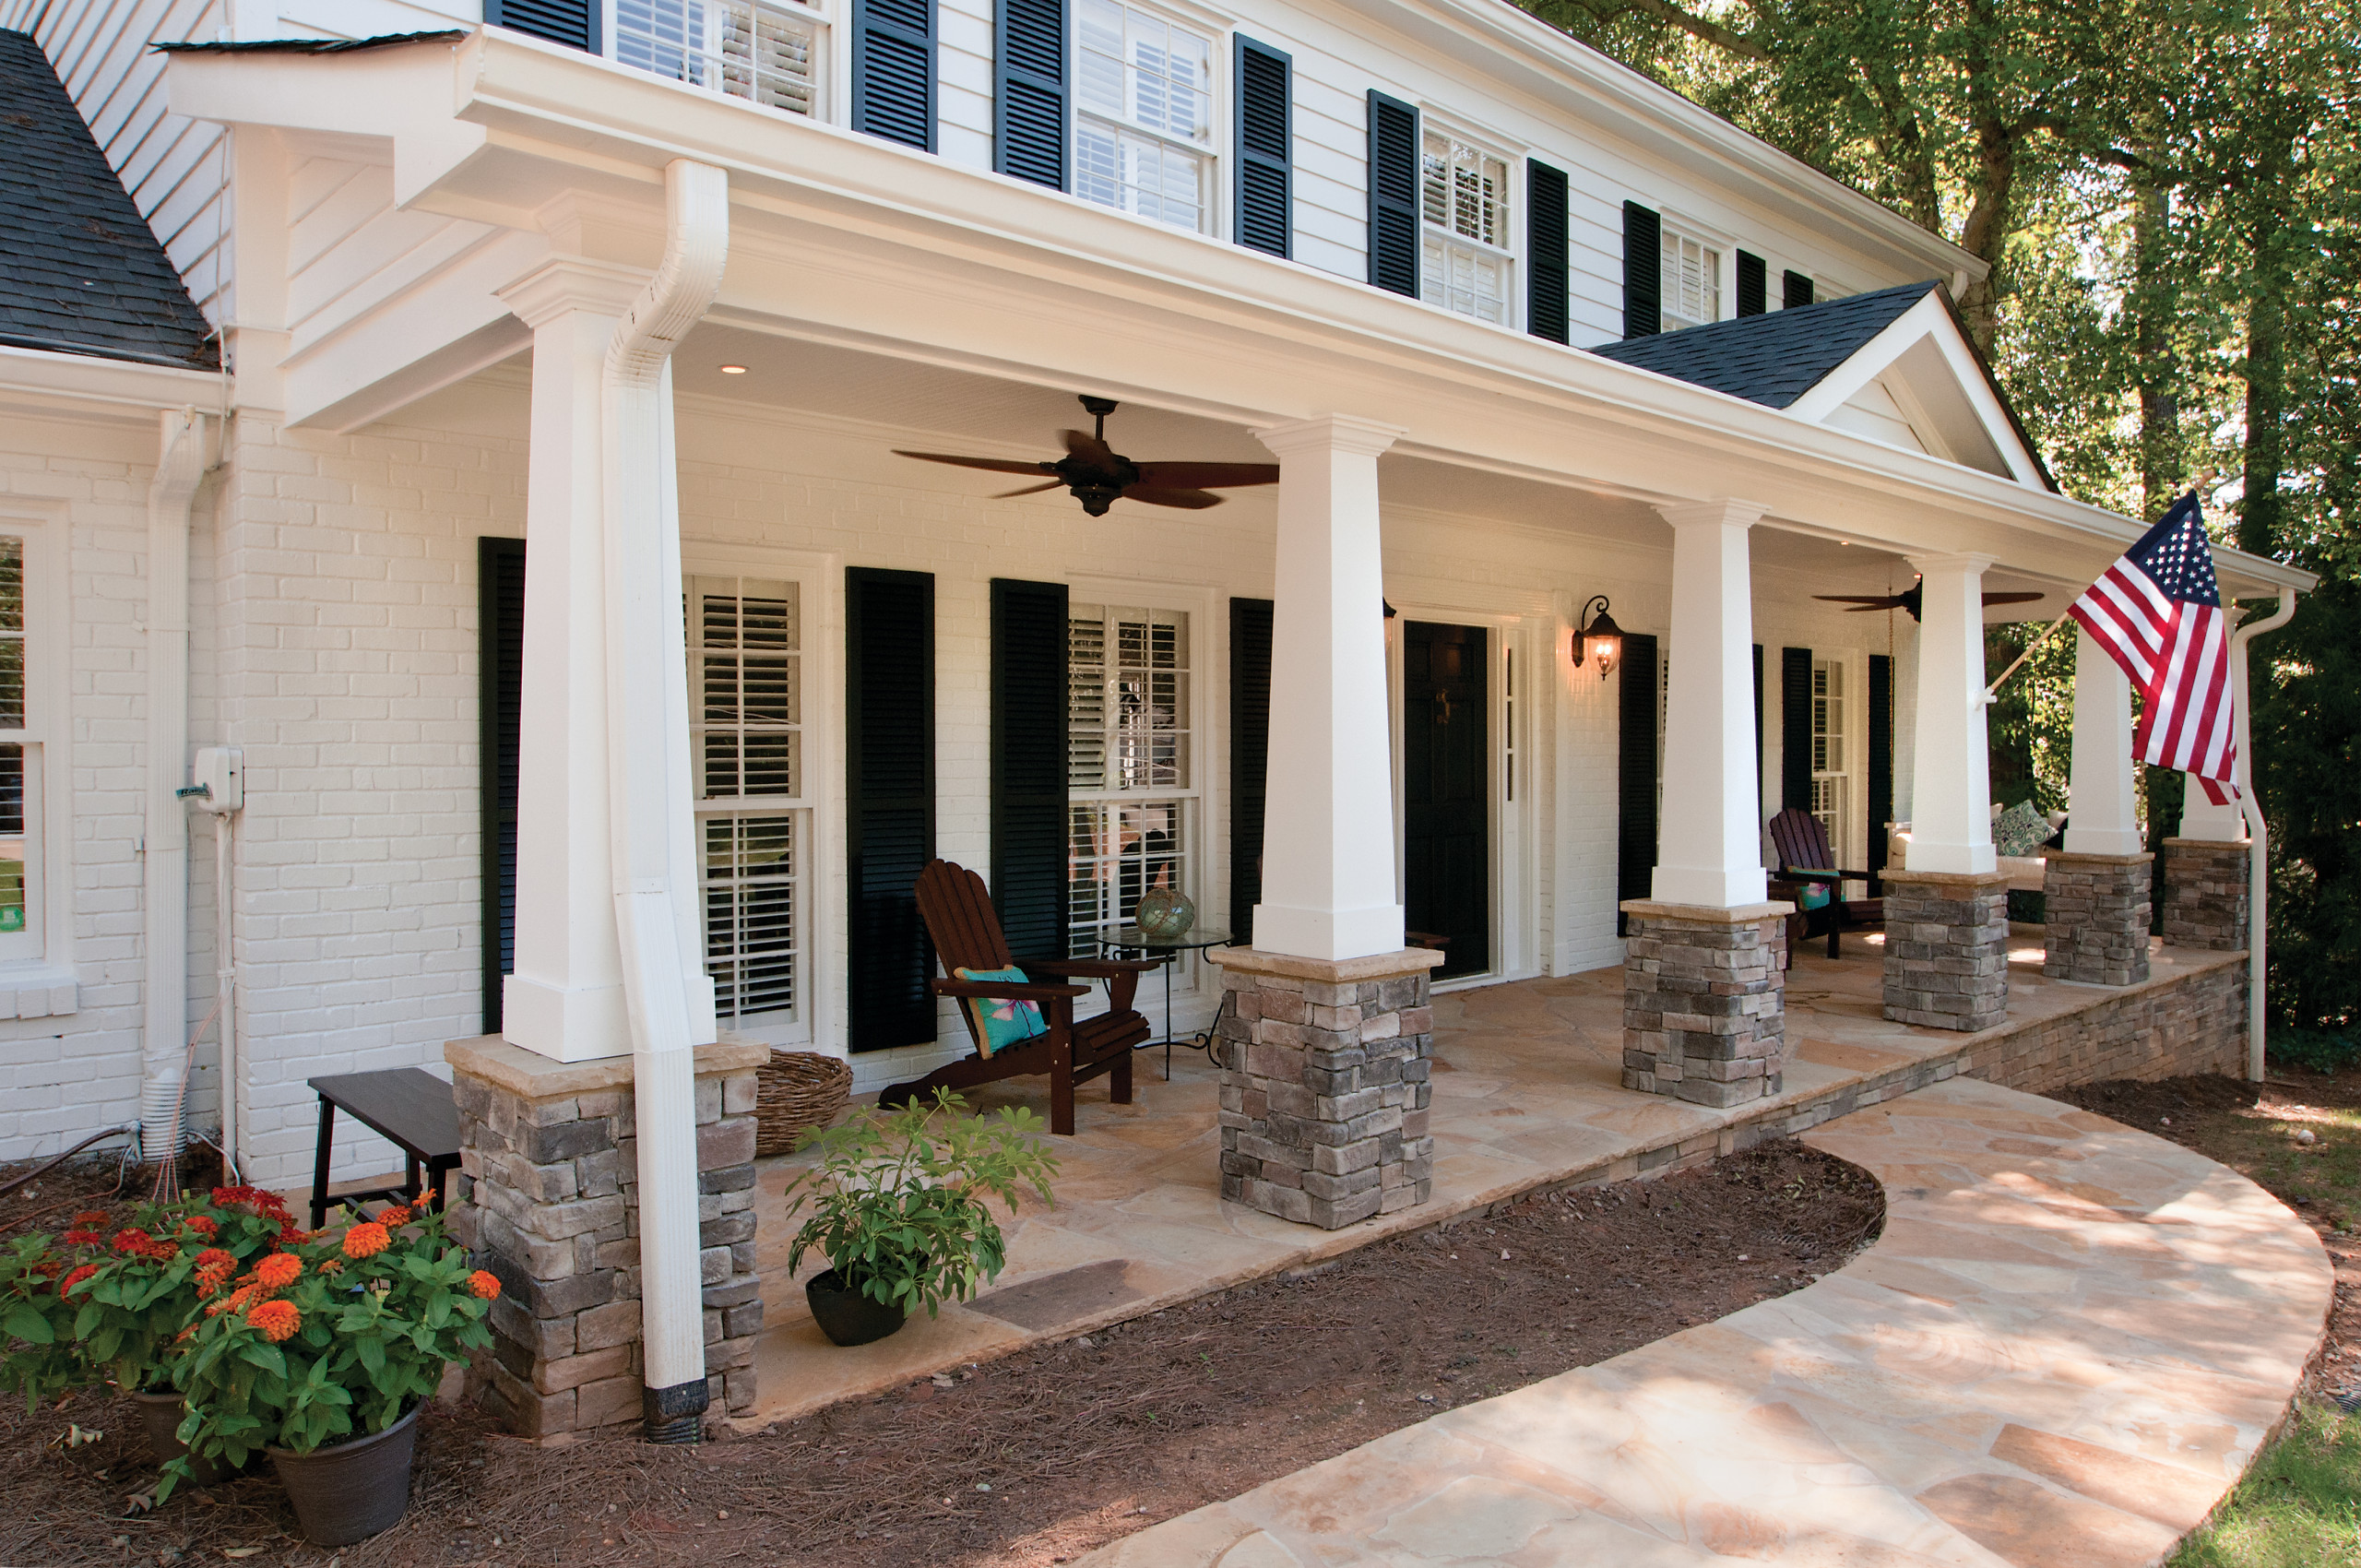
[
  {"x1": 1253, "y1": 413, "x2": 1406, "y2": 460},
  {"x1": 1655, "y1": 498, "x2": 1769, "y2": 532},
  {"x1": 1905, "y1": 550, "x2": 1999, "y2": 576},
  {"x1": 498, "y1": 256, "x2": 652, "y2": 330}
]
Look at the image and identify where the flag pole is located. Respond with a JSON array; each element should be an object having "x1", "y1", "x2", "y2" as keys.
[{"x1": 1975, "y1": 608, "x2": 2076, "y2": 707}]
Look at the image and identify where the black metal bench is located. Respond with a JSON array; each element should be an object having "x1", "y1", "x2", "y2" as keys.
[{"x1": 306, "y1": 1069, "x2": 462, "y2": 1229}]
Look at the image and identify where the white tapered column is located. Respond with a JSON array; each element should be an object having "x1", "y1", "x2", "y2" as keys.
[
  {"x1": 1650, "y1": 500, "x2": 1769, "y2": 908},
  {"x1": 1250, "y1": 415, "x2": 1406, "y2": 961},
  {"x1": 1904, "y1": 552, "x2": 1999, "y2": 874},
  {"x1": 2063, "y1": 625, "x2": 2143, "y2": 854}
]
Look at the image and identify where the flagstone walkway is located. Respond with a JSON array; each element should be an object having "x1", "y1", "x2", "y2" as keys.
[{"x1": 1075, "y1": 1076, "x2": 2331, "y2": 1568}]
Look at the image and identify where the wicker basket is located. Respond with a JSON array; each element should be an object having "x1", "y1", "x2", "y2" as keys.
[{"x1": 753, "y1": 1051, "x2": 853, "y2": 1158}]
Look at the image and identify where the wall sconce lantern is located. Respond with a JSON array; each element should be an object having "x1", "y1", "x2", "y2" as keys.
[{"x1": 1574, "y1": 595, "x2": 1622, "y2": 681}]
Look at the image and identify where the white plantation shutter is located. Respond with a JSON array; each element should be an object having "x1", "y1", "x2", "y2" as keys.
[
  {"x1": 1066, "y1": 604, "x2": 1194, "y2": 956},
  {"x1": 690, "y1": 577, "x2": 808, "y2": 1034}
]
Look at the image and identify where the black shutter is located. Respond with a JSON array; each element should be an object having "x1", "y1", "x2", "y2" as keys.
[
  {"x1": 847, "y1": 568, "x2": 937, "y2": 1051},
  {"x1": 852, "y1": 0, "x2": 936, "y2": 152},
  {"x1": 1753, "y1": 642, "x2": 1764, "y2": 788},
  {"x1": 1869, "y1": 654, "x2": 1894, "y2": 887},
  {"x1": 487, "y1": 0, "x2": 596, "y2": 51},
  {"x1": 991, "y1": 578, "x2": 1069, "y2": 961},
  {"x1": 1366, "y1": 91, "x2": 1419, "y2": 298},
  {"x1": 1781, "y1": 647, "x2": 1813, "y2": 812},
  {"x1": 996, "y1": 0, "x2": 1066, "y2": 188},
  {"x1": 1621, "y1": 200, "x2": 1661, "y2": 339},
  {"x1": 478, "y1": 538, "x2": 527, "y2": 1034},
  {"x1": 1235, "y1": 37, "x2": 1292, "y2": 258},
  {"x1": 1737, "y1": 250, "x2": 1766, "y2": 316},
  {"x1": 1526, "y1": 160, "x2": 1570, "y2": 343},
  {"x1": 1783, "y1": 268, "x2": 1814, "y2": 310},
  {"x1": 1229, "y1": 598, "x2": 1274, "y2": 944},
  {"x1": 1617, "y1": 631, "x2": 1659, "y2": 935}
]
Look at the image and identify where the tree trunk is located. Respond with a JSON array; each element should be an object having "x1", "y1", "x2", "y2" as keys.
[{"x1": 2130, "y1": 168, "x2": 2182, "y2": 521}]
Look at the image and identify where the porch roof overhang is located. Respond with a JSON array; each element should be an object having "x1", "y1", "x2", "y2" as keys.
[{"x1": 168, "y1": 30, "x2": 2316, "y2": 600}]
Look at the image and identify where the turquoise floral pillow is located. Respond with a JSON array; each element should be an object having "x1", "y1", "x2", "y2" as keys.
[
  {"x1": 954, "y1": 966, "x2": 1049, "y2": 1056},
  {"x1": 1993, "y1": 801, "x2": 2050, "y2": 858}
]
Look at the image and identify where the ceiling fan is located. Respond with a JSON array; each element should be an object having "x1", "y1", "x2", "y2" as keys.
[
  {"x1": 894, "y1": 396, "x2": 1280, "y2": 517},
  {"x1": 1816, "y1": 579, "x2": 2047, "y2": 622}
]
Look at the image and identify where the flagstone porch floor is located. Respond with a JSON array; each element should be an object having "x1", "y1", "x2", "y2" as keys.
[
  {"x1": 1075, "y1": 1075, "x2": 2330, "y2": 1568},
  {"x1": 744, "y1": 935, "x2": 2246, "y2": 1430}
]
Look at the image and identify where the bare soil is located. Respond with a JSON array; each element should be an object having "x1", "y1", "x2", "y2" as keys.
[{"x1": 1, "y1": 1137, "x2": 1882, "y2": 1568}]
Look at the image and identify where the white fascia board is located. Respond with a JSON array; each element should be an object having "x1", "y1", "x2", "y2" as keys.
[
  {"x1": 0, "y1": 345, "x2": 226, "y2": 420},
  {"x1": 1784, "y1": 292, "x2": 2046, "y2": 487}
]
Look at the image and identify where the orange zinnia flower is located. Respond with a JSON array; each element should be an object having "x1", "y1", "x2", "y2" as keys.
[
  {"x1": 341, "y1": 1221, "x2": 390, "y2": 1260},
  {"x1": 194, "y1": 1248, "x2": 234, "y2": 1272},
  {"x1": 183, "y1": 1215, "x2": 219, "y2": 1239},
  {"x1": 254, "y1": 1252, "x2": 303, "y2": 1289},
  {"x1": 246, "y1": 1300, "x2": 302, "y2": 1343},
  {"x1": 467, "y1": 1269, "x2": 501, "y2": 1301},
  {"x1": 61, "y1": 1264, "x2": 101, "y2": 1295},
  {"x1": 375, "y1": 1204, "x2": 410, "y2": 1227}
]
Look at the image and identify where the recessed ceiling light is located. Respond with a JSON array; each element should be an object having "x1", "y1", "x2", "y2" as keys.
[{"x1": 719, "y1": 364, "x2": 748, "y2": 374}]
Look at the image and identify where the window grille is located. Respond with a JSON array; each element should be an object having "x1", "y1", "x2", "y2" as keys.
[
  {"x1": 1067, "y1": 604, "x2": 1192, "y2": 954},
  {"x1": 1419, "y1": 131, "x2": 1512, "y2": 324},
  {"x1": 1659, "y1": 230, "x2": 1720, "y2": 330},
  {"x1": 1811, "y1": 658, "x2": 1850, "y2": 867},
  {"x1": 0, "y1": 535, "x2": 31, "y2": 951},
  {"x1": 615, "y1": 0, "x2": 821, "y2": 118},
  {"x1": 1074, "y1": 0, "x2": 1213, "y2": 231}
]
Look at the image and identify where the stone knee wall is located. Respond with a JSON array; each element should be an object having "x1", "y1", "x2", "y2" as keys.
[
  {"x1": 1619, "y1": 902, "x2": 1788, "y2": 1109},
  {"x1": 1966, "y1": 959, "x2": 2248, "y2": 1094},
  {"x1": 444, "y1": 1038, "x2": 767, "y2": 1438},
  {"x1": 2043, "y1": 853, "x2": 2153, "y2": 987},
  {"x1": 1214, "y1": 948, "x2": 1444, "y2": 1229},
  {"x1": 1884, "y1": 873, "x2": 2010, "y2": 1031},
  {"x1": 2163, "y1": 840, "x2": 2250, "y2": 951}
]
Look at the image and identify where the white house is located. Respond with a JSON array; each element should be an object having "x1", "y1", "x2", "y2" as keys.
[{"x1": 0, "y1": 0, "x2": 2309, "y2": 1434}]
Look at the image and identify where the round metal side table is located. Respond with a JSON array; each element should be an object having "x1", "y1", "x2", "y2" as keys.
[{"x1": 1096, "y1": 926, "x2": 1234, "y2": 1080}]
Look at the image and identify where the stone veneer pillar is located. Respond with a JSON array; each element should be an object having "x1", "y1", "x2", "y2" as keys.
[
  {"x1": 1883, "y1": 870, "x2": 2011, "y2": 1030},
  {"x1": 444, "y1": 1036, "x2": 769, "y2": 1438},
  {"x1": 1620, "y1": 901, "x2": 1790, "y2": 1106},
  {"x1": 2162, "y1": 839, "x2": 2251, "y2": 950},
  {"x1": 2042, "y1": 852, "x2": 2153, "y2": 986},
  {"x1": 1211, "y1": 946, "x2": 1444, "y2": 1229}
]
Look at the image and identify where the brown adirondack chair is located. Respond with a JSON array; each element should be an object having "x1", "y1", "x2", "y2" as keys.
[
  {"x1": 876, "y1": 860, "x2": 1161, "y2": 1135},
  {"x1": 1766, "y1": 807, "x2": 1884, "y2": 961}
]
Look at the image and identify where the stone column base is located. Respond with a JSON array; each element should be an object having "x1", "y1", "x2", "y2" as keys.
[
  {"x1": 1210, "y1": 946, "x2": 1445, "y2": 1229},
  {"x1": 2162, "y1": 838, "x2": 2250, "y2": 951},
  {"x1": 2043, "y1": 852, "x2": 2153, "y2": 986},
  {"x1": 1619, "y1": 900, "x2": 1792, "y2": 1108},
  {"x1": 445, "y1": 1036, "x2": 768, "y2": 1438},
  {"x1": 1883, "y1": 870, "x2": 2010, "y2": 1030}
]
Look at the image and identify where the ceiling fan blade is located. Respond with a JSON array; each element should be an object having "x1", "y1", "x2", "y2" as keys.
[
  {"x1": 1121, "y1": 484, "x2": 1225, "y2": 509},
  {"x1": 1814, "y1": 594, "x2": 1909, "y2": 608},
  {"x1": 991, "y1": 480, "x2": 1066, "y2": 498},
  {"x1": 1062, "y1": 429, "x2": 1120, "y2": 469},
  {"x1": 1133, "y1": 461, "x2": 1282, "y2": 490},
  {"x1": 894, "y1": 449, "x2": 1058, "y2": 477},
  {"x1": 1980, "y1": 590, "x2": 2048, "y2": 606}
]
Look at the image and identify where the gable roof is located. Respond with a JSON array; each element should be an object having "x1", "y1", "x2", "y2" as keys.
[
  {"x1": 1, "y1": 30, "x2": 218, "y2": 370},
  {"x1": 1586, "y1": 283, "x2": 1935, "y2": 410},
  {"x1": 151, "y1": 30, "x2": 464, "y2": 55}
]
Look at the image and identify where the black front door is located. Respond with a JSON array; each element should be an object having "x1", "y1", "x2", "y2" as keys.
[{"x1": 1403, "y1": 622, "x2": 1489, "y2": 979}]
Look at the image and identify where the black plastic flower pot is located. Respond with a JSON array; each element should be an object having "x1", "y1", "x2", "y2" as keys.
[
  {"x1": 267, "y1": 1403, "x2": 421, "y2": 1548},
  {"x1": 132, "y1": 1389, "x2": 250, "y2": 1486},
  {"x1": 805, "y1": 1268, "x2": 908, "y2": 1347}
]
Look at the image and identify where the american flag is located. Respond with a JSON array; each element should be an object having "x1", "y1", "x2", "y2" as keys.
[{"x1": 2068, "y1": 493, "x2": 2238, "y2": 804}]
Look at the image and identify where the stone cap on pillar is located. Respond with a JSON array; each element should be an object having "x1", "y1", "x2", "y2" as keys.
[
  {"x1": 1619, "y1": 899, "x2": 1796, "y2": 922},
  {"x1": 1879, "y1": 868, "x2": 2011, "y2": 890},
  {"x1": 1208, "y1": 945, "x2": 1445, "y2": 983},
  {"x1": 445, "y1": 1034, "x2": 771, "y2": 1102},
  {"x1": 2045, "y1": 850, "x2": 2155, "y2": 866},
  {"x1": 2163, "y1": 837, "x2": 2250, "y2": 849}
]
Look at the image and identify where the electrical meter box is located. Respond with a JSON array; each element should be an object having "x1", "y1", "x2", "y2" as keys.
[{"x1": 190, "y1": 747, "x2": 243, "y2": 814}]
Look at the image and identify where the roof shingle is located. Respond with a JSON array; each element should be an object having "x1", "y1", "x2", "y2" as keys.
[{"x1": 1586, "y1": 282, "x2": 1936, "y2": 410}]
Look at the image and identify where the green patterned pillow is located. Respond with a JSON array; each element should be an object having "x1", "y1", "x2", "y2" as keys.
[
  {"x1": 953, "y1": 967, "x2": 1049, "y2": 1056},
  {"x1": 1993, "y1": 801, "x2": 2050, "y2": 859}
]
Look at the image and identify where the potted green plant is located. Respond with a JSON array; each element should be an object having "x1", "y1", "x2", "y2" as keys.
[
  {"x1": 163, "y1": 1198, "x2": 498, "y2": 1547},
  {"x1": 783, "y1": 1088, "x2": 1059, "y2": 1347}
]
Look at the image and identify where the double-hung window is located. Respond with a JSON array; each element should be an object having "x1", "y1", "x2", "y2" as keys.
[
  {"x1": 612, "y1": 0, "x2": 823, "y2": 117},
  {"x1": 1659, "y1": 229, "x2": 1721, "y2": 330},
  {"x1": 1067, "y1": 605, "x2": 1193, "y2": 956},
  {"x1": 1419, "y1": 132, "x2": 1512, "y2": 325},
  {"x1": 1811, "y1": 658, "x2": 1851, "y2": 871},
  {"x1": 0, "y1": 534, "x2": 36, "y2": 959},
  {"x1": 1074, "y1": 0, "x2": 1214, "y2": 232},
  {"x1": 690, "y1": 577, "x2": 811, "y2": 1039}
]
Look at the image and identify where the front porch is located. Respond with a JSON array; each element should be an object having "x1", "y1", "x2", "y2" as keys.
[{"x1": 745, "y1": 938, "x2": 2247, "y2": 1425}]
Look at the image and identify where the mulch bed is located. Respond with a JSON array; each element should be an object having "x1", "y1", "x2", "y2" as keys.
[{"x1": 1, "y1": 1137, "x2": 1883, "y2": 1568}]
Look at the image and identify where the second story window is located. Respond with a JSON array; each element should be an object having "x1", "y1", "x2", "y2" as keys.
[
  {"x1": 1660, "y1": 230, "x2": 1720, "y2": 330},
  {"x1": 1420, "y1": 132, "x2": 1512, "y2": 325},
  {"x1": 1074, "y1": 0, "x2": 1214, "y2": 232},
  {"x1": 614, "y1": 0, "x2": 822, "y2": 117}
]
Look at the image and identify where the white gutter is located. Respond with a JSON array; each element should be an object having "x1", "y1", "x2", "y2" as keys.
[
  {"x1": 137, "y1": 409, "x2": 210, "y2": 1164},
  {"x1": 2232, "y1": 589, "x2": 2299, "y2": 1081},
  {"x1": 602, "y1": 158, "x2": 730, "y2": 1443}
]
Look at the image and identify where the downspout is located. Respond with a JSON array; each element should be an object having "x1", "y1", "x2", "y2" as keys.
[
  {"x1": 602, "y1": 160, "x2": 730, "y2": 1443},
  {"x1": 2230, "y1": 589, "x2": 2297, "y2": 1081},
  {"x1": 137, "y1": 409, "x2": 209, "y2": 1164}
]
